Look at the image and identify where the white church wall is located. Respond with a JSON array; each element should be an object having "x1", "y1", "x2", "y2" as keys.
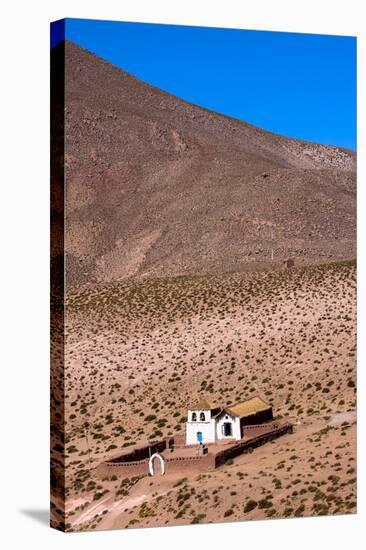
[
  {"x1": 186, "y1": 409, "x2": 216, "y2": 445},
  {"x1": 216, "y1": 412, "x2": 241, "y2": 440}
]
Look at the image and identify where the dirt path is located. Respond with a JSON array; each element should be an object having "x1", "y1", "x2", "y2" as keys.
[
  {"x1": 74, "y1": 493, "x2": 112, "y2": 526},
  {"x1": 330, "y1": 410, "x2": 356, "y2": 424}
]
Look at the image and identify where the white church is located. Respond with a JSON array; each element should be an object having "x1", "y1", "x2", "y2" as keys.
[{"x1": 185, "y1": 397, "x2": 273, "y2": 445}]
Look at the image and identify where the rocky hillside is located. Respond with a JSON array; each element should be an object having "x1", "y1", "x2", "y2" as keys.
[{"x1": 54, "y1": 41, "x2": 356, "y2": 288}]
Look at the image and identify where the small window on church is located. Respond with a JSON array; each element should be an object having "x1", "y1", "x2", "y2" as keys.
[
  {"x1": 200, "y1": 412, "x2": 205, "y2": 421},
  {"x1": 192, "y1": 412, "x2": 197, "y2": 422}
]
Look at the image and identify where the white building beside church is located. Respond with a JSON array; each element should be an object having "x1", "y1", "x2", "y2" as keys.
[{"x1": 185, "y1": 397, "x2": 273, "y2": 445}]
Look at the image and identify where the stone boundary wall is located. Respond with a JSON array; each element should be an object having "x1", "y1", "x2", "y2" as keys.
[
  {"x1": 165, "y1": 453, "x2": 215, "y2": 473},
  {"x1": 97, "y1": 449, "x2": 214, "y2": 478},
  {"x1": 215, "y1": 423, "x2": 292, "y2": 468},
  {"x1": 97, "y1": 422, "x2": 293, "y2": 479},
  {"x1": 243, "y1": 421, "x2": 282, "y2": 438},
  {"x1": 107, "y1": 440, "x2": 167, "y2": 463},
  {"x1": 97, "y1": 459, "x2": 147, "y2": 478}
]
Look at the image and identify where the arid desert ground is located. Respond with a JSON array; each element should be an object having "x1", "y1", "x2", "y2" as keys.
[{"x1": 51, "y1": 260, "x2": 356, "y2": 530}]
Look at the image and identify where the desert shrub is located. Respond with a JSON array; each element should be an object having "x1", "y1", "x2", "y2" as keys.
[
  {"x1": 93, "y1": 490, "x2": 108, "y2": 501},
  {"x1": 244, "y1": 500, "x2": 258, "y2": 513},
  {"x1": 173, "y1": 478, "x2": 187, "y2": 488},
  {"x1": 191, "y1": 514, "x2": 206, "y2": 524},
  {"x1": 258, "y1": 498, "x2": 273, "y2": 509},
  {"x1": 294, "y1": 504, "x2": 305, "y2": 516}
]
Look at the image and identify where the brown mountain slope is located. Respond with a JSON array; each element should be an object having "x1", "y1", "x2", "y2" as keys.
[{"x1": 56, "y1": 40, "x2": 356, "y2": 289}]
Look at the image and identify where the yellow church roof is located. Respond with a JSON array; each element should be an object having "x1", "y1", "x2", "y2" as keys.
[{"x1": 225, "y1": 396, "x2": 271, "y2": 419}]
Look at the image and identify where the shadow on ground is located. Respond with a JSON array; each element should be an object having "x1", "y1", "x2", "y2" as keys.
[{"x1": 20, "y1": 509, "x2": 49, "y2": 527}]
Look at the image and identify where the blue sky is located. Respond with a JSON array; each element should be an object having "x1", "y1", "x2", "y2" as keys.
[{"x1": 52, "y1": 18, "x2": 356, "y2": 150}]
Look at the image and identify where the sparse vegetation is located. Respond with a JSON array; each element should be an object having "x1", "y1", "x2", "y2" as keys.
[{"x1": 59, "y1": 260, "x2": 355, "y2": 531}]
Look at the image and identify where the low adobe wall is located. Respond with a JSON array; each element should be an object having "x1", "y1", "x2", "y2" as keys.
[
  {"x1": 97, "y1": 422, "x2": 293, "y2": 479},
  {"x1": 97, "y1": 439, "x2": 169, "y2": 478},
  {"x1": 107, "y1": 440, "x2": 167, "y2": 463},
  {"x1": 165, "y1": 453, "x2": 215, "y2": 474},
  {"x1": 215, "y1": 423, "x2": 292, "y2": 468},
  {"x1": 97, "y1": 448, "x2": 215, "y2": 478},
  {"x1": 243, "y1": 421, "x2": 282, "y2": 438},
  {"x1": 97, "y1": 459, "x2": 147, "y2": 478}
]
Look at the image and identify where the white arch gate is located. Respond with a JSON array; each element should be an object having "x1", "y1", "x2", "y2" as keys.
[{"x1": 148, "y1": 452, "x2": 165, "y2": 476}]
